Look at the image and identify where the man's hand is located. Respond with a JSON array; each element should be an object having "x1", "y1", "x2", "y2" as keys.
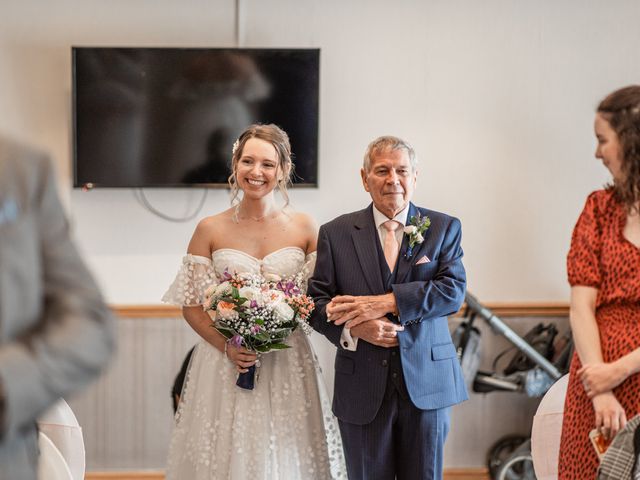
[
  {"x1": 327, "y1": 293, "x2": 397, "y2": 328},
  {"x1": 350, "y1": 318, "x2": 404, "y2": 348}
]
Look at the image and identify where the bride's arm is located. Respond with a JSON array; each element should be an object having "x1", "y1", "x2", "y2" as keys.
[
  {"x1": 182, "y1": 307, "x2": 226, "y2": 352},
  {"x1": 183, "y1": 218, "x2": 256, "y2": 372},
  {"x1": 184, "y1": 218, "x2": 227, "y2": 352},
  {"x1": 298, "y1": 212, "x2": 318, "y2": 255},
  {"x1": 299, "y1": 213, "x2": 318, "y2": 288}
]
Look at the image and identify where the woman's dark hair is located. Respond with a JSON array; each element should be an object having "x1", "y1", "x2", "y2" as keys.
[
  {"x1": 171, "y1": 346, "x2": 195, "y2": 413},
  {"x1": 597, "y1": 85, "x2": 640, "y2": 212}
]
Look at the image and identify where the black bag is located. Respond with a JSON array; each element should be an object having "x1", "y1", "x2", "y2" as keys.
[{"x1": 503, "y1": 323, "x2": 557, "y2": 375}]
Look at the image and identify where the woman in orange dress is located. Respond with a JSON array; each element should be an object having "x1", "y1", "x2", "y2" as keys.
[{"x1": 559, "y1": 85, "x2": 640, "y2": 479}]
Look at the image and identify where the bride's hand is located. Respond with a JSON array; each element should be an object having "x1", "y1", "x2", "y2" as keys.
[{"x1": 226, "y1": 344, "x2": 258, "y2": 373}]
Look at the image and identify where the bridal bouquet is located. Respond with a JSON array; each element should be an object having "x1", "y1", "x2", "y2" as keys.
[{"x1": 203, "y1": 270, "x2": 314, "y2": 390}]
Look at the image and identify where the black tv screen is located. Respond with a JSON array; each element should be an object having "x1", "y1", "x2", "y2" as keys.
[{"x1": 72, "y1": 47, "x2": 319, "y2": 188}]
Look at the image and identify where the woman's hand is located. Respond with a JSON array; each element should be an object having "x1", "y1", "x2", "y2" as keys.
[
  {"x1": 591, "y1": 391, "x2": 627, "y2": 440},
  {"x1": 579, "y1": 361, "x2": 629, "y2": 397},
  {"x1": 225, "y1": 344, "x2": 257, "y2": 373}
]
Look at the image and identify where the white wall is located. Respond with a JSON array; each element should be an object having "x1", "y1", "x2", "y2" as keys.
[{"x1": 2, "y1": 0, "x2": 638, "y2": 305}]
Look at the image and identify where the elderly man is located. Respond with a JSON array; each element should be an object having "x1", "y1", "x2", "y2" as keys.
[
  {"x1": 0, "y1": 136, "x2": 115, "y2": 479},
  {"x1": 309, "y1": 135, "x2": 467, "y2": 480}
]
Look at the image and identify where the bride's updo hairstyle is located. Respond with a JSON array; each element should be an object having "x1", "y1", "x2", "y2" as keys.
[{"x1": 228, "y1": 123, "x2": 294, "y2": 207}]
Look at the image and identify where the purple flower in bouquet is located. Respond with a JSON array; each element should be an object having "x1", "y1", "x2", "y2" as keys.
[
  {"x1": 277, "y1": 280, "x2": 300, "y2": 297},
  {"x1": 229, "y1": 334, "x2": 243, "y2": 348},
  {"x1": 250, "y1": 325, "x2": 262, "y2": 334},
  {"x1": 221, "y1": 268, "x2": 233, "y2": 281}
]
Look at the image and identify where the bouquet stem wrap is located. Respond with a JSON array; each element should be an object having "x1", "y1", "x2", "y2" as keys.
[{"x1": 236, "y1": 365, "x2": 257, "y2": 390}]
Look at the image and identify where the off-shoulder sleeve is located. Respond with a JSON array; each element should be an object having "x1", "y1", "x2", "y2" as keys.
[
  {"x1": 567, "y1": 192, "x2": 602, "y2": 287},
  {"x1": 161, "y1": 254, "x2": 217, "y2": 306}
]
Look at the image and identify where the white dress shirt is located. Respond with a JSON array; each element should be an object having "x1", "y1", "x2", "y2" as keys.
[{"x1": 340, "y1": 204, "x2": 410, "y2": 350}]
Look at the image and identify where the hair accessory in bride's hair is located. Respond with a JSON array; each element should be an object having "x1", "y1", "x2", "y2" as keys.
[{"x1": 232, "y1": 139, "x2": 240, "y2": 156}]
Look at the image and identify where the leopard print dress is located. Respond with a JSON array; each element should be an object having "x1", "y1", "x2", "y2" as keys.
[{"x1": 558, "y1": 189, "x2": 640, "y2": 479}]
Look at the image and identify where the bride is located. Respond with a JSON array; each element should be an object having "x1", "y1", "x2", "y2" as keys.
[{"x1": 162, "y1": 124, "x2": 346, "y2": 479}]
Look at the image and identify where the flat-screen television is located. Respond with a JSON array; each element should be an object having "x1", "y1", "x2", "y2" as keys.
[{"x1": 72, "y1": 47, "x2": 319, "y2": 188}]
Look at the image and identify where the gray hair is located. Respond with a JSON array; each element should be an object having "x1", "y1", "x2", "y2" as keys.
[{"x1": 362, "y1": 135, "x2": 417, "y2": 172}]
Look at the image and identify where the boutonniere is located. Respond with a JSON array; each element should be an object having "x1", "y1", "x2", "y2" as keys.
[{"x1": 403, "y1": 212, "x2": 430, "y2": 258}]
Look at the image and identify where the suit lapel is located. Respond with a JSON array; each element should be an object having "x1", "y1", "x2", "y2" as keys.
[
  {"x1": 352, "y1": 206, "x2": 386, "y2": 294},
  {"x1": 396, "y1": 202, "x2": 423, "y2": 284}
]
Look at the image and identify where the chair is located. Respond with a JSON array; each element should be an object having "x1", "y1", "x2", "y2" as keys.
[
  {"x1": 37, "y1": 399, "x2": 85, "y2": 480},
  {"x1": 531, "y1": 374, "x2": 570, "y2": 480},
  {"x1": 38, "y1": 432, "x2": 73, "y2": 480}
]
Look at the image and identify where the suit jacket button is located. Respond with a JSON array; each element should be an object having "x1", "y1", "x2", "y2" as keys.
[
  {"x1": 343, "y1": 341, "x2": 349, "y2": 348},
  {"x1": 382, "y1": 359, "x2": 388, "y2": 367}
]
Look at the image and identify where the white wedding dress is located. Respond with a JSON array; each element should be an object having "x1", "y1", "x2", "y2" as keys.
[{"x1": 162, "y1": 247, "x2": 346, "y2": 479}]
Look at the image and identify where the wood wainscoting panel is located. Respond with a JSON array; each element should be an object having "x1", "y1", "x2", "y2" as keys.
[
  {"x1": 444, "y1": 469, "x2": 491, "y2": 480},
  {"x1": 75, "y1": 311, "x2": 566, "y2": 472},
  {"x1": 67, "y1": 318, "x2": 200, "y2": 470},
  {"x1": 86, "y1": 473, "x2": 164, "y2": 480},
  {"x1": 112, "y1": 302, "x2": 569, "y2": 319},
  {"x1": 85, "y1": 469, "x2": 489, "y2": 480},
  {"x1": 113, "y1": 305, "x2": 181, "y2": 318}
]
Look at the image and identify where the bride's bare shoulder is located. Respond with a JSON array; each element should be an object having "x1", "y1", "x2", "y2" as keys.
[
  {"x1": 289, "y1": 211, "x2": 318, "y2": 232},
  {"x1": 188, "y1": 208, "x2": 236, "y2": 254},
  {"x1": 197, "y1": 208, "x2": 235, "y2": 229},
  {"x1": 288, "y1": 211, "x2": 318, "y2": 253}
]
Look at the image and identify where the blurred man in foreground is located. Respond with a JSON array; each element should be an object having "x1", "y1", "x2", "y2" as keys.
[{"x1": 0, "y1": 135, "x2": 115, "y2": 479}]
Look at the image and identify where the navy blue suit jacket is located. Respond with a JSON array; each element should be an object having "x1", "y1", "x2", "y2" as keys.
[{"x1": 308, "y1": 203, "x2": 469, "y2": 425}]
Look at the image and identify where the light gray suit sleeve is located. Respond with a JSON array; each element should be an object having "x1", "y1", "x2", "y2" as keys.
[{"x1": 0, "y1": 151, "x2": 115, "y2": 441}]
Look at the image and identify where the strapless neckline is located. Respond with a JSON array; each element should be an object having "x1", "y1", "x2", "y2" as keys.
[{"x1": 212, "y1": 246, "x2": 307, "y2": 262}]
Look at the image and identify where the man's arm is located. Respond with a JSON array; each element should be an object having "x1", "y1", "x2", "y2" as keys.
[
  {"x1": 0, "y1": 155, "x2": 115, "y2": 440},
  {"x1": 309, "y1": 226, "x2": 403, "y2": 349},
  {"x1": 392, "y1": 217, "x2": 466, "y2": 325}
]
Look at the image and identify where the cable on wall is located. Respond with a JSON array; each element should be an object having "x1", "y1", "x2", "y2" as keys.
[
  {"x1": 131, "y1": 3, "x2": 243, "y2": 222},
  {"x1": 133, "y1": 188, "x2": 208, "y2": 223},
  {"x1": 234, "y1": 0, "x2": 244, "y2": 47}
]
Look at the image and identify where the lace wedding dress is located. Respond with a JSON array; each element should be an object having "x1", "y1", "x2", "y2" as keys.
[{"x1": 162, "y1": 247, "x2": 346, "y2": 479}]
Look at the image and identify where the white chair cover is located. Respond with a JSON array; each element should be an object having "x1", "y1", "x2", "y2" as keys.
[
  {"x1": 531, "y1": 374, "x2": 570, "y2": 480},
  {"x1": 38, "y1": 432, "x2": 73, "y2": 480},
  {"x1": 37, "y1": 399, "x2": 85, "y2": 480}
]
